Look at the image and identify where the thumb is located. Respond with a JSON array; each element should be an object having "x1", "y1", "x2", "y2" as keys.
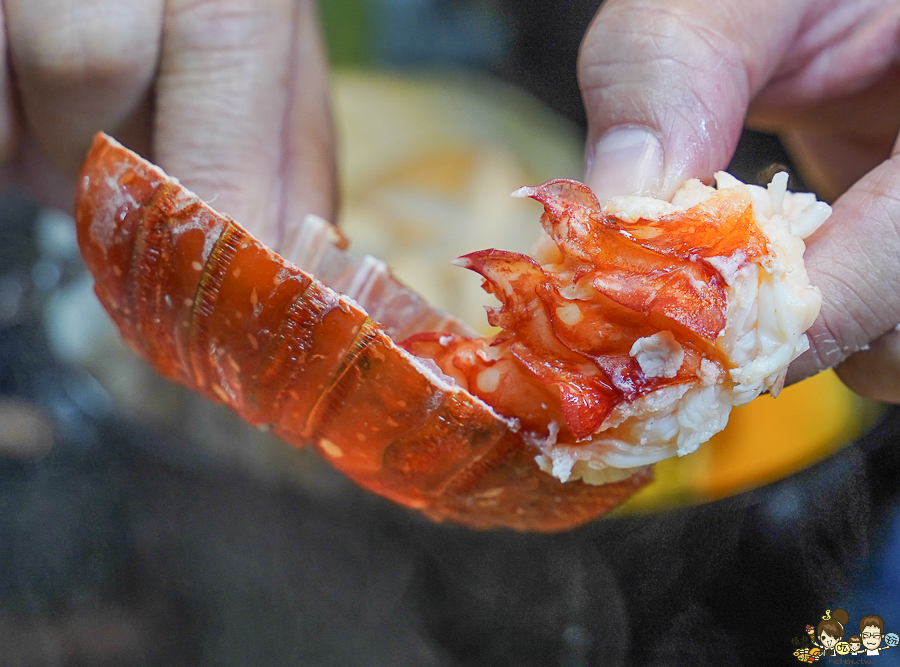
[{"x1": 579, "y1": 0, "x2": 804, "y2": 199}]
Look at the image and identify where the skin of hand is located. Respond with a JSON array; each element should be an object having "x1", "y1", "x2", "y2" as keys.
[
  {"x1": 0, "y1": 0, "x2": 336, "y2": 251},
  {"x1": 580, "y1": 0, "x2": 900, "y2": 403}
]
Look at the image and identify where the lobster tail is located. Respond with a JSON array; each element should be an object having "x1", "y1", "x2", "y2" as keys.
[{"x1": 76, "y1": 133, "x2": 652, "y2": 531}]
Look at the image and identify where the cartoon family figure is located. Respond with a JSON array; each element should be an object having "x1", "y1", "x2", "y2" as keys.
[{"x1": 793, "y1": 609, "x2": 899, "y2": 662}]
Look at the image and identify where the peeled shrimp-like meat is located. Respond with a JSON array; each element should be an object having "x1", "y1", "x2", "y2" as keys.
[{"x1": 409, "y1": 173, "x2": 827, "y2": 487}]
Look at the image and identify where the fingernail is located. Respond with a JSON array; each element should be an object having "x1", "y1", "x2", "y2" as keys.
[{"x1": 586, "y1": 127, "x2": 663, "y2": 199}]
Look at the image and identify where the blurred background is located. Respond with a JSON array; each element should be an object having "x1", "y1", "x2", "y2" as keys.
[{"x1": 2, "y1": 1, "x2": 899, "y2": 665}]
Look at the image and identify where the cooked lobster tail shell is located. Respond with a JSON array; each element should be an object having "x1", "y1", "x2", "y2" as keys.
[{"x1": 75, "y1": 133, "x2": 651, "y2": 532}]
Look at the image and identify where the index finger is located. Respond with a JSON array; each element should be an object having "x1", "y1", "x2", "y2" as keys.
[{"x1": 155, "y1": 0, "x2": 335, "y2": 248}]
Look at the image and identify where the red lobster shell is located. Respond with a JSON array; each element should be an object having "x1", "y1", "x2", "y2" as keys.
[{"x1": 75, "y1": 133, "x2": 654, "y2": 532}]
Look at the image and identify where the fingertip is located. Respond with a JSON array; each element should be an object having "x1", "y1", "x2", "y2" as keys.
[
  {"x1": 835, "y1": 328, "x2": 900, "y2": 404},
  {"x1": 585, "y1": 126, "x2": 664, "y2": 199}
]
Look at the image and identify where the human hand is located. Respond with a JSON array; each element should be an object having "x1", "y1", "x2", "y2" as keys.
[
  {"x1": 0, "y1": 0, "x2": 335, "y2": 249},
  {"x1": 580, "y1": 0, "x2": 900, "y2": 402}
]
